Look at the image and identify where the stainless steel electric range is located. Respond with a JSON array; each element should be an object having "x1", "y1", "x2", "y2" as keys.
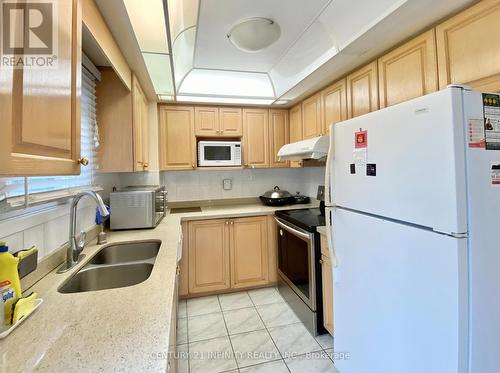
[{"x1": 274, "y1": 208, "x2": 326, "y2": 336}]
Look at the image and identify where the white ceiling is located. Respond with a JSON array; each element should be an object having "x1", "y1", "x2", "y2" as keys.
[
  {"x1": 95, "y1": 0, "x2": 476, "y2": 105},
  {"x1": 194, "y1": 0, "x2": 331, "y2": 73}
]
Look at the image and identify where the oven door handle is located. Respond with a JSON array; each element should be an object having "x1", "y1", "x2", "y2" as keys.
[{"x1": 275, "y1": 218, "x2": 312, "y2": 240}]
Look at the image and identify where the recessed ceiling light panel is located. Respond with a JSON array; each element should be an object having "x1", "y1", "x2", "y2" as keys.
[{"x1": 227, "y1": 18, "x2": 281, "y2": 53}]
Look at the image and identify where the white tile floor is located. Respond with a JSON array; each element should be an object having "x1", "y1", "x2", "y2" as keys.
[{"x1": 175, "y1": 287, "x2": 338, "y2": 373}]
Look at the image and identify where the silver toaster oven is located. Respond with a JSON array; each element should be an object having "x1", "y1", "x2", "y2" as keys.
[{"x1": 110, "y1": 186, "x2": 167, "y2": 230}]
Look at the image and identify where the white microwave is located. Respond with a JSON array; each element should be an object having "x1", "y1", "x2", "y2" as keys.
[{"x1": 198, "y1": 140, "x2": 242, "y2": 167}]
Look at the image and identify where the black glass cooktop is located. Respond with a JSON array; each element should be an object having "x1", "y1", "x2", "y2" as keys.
[{"x1": 275, "y1": 208, "x2": 325, "y2": 232}]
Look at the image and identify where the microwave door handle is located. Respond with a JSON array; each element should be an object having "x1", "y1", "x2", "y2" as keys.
[
  {"x1": 275, "y1": 218, "x2": 312, "y2": 240},
  {"x1": 162, "y1": 190, "x2": 167, "y2": 215}
]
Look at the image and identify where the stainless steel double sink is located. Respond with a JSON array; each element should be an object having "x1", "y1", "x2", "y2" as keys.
[{"x1": 58, "y1": 240, "x2": 161, "y2": 294}]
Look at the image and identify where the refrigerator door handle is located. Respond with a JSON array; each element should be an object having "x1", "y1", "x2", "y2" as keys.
[
  {"x1": 324, "y1": 125, "x2": 334, "y2": 205},
  {"x1": 325, "y1": 207, "x2": 337, "y2": 268}
]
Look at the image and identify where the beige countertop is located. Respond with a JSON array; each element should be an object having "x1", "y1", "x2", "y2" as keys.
[{"x1": 0, "y1": 201, "x2": 318, "y2": 373}]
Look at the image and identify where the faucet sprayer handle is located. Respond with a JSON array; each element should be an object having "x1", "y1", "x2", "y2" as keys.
[{"x1": 78, "y1": 231, "x2": 87, "y2": 250}]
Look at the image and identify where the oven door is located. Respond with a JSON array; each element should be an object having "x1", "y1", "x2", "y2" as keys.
[{"x1": 275, "y1": 217, "x2": 317, "y2": 310}]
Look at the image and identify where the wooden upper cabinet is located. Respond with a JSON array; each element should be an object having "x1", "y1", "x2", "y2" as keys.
[
  {"x1": 194, "y1": 106, "x2": 242, "y2": 137},
  {"x1": 302, "y1": 93, "x2": 323, "y2": 139},
  {"x1": 346, "y1": 61, "x2": 379, "y2": 119},
  {"x1": 289, "y1": 104, "x2": 303, "y2": 168},
  {"x1": 195, "y1": 106, "x2": 219, "y2": 137},
  {"x1": 97, "y1": 68, "x2": 134, "y2": 173},
  {"x1": 230, "y1": 216, "x2": 269, "y2": 289},
  {"x1": 379, "y1": 30, "x2": 438, "y2": 108},
  {"x1": 243, "y1": 108, "x2": 269, "y2": 168},
  {"x1": 321, "y1": 79, "x2": 347, "y2": 133},
  {"x1": 436, "y1": 0, "x2": 500, "y2": 91},
  {"x1": 188, "y1": 219, "x2": 230, "y2": 294},
  {"x1": 269, "y1": 109, "x2": 289, "y2": 168},
  {"x1": 132, "y1": 76, "x2": 149, "y2": 171},
  {"x1": 97, "y1": 71, "x2": 149, "y2": 173},
  {"x1": 289, "y1": 104, "x2": 303, "y2": 143},
  {"x1": 219, "y1": 107, "x2": 243, "y2": 137},
  {"x1": 0, "y1": 0, "x2": 82, "y2": 176},
  {"x1": 159, "y1": 106, "x2": 195, "y2": 170}
]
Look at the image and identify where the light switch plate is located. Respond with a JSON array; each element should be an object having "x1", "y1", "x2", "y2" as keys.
[{"x1": 223, "y1": 179, "x2": 232, "y2": 190}]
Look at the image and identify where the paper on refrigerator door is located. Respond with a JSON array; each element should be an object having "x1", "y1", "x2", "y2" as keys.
[
  {"x1": 468, "y1": 118, "x2": 486, "y2": 148},
  {"x1": 491, "y1": 161, "x2": 500, "y2": 186},
  {"x1": 353, "y1": 129, "x2": 368, "y2": 165},
  {"x1": 353, "y1": 148, "x2": 367, "y2": 165},
  {"x1": 483, "y1": 93, "x2": 500, "y2": 150}
]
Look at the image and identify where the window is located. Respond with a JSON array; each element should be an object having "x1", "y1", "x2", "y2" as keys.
[{"x1": 0, "y1": 60, "x2": 101, "y2": 207}]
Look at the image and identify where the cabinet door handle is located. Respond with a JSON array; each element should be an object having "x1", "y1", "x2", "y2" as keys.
[
  {"x1": 225, "y1": 221, "x2": 229, "y2": 225},
  {"x1": 191, "y1": 164, "x2": 195, "y2": 168},
  {"x1": 143, "y1": 163, "x2": 149, "y2": 169},
  {"x1": 319, "y1": 259, "x2": 324, "y2": 264},
  {"x1": 230, "y1": 221, "x2": 234, "y2": 225},
  {"x1": 78, "y1": 157, "x2": 89, "y2": 166}
]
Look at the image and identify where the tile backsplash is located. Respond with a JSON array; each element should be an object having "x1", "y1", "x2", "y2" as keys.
[
  {"x1": 0, "y1": 167, "x2": 325, "y2": 262},
  {"x1": 159, "y1": 167, "x2": 325, "y2": 202},
  {"x1": 0, "y1": 201, "x2": 97, "y2": 259}
]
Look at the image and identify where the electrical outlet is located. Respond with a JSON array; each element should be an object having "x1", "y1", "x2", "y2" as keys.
[{"x1": 223, "y1": 179, "x2": 232, "y2": 190}]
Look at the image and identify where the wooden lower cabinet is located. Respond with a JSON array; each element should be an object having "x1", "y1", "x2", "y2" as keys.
[
  {"x1": 182, "y1": 216, "x2": 273, "y2": 296},
  {"x1": 179, "y1": 222, "x2": 189, "y2": 297},
  {"x1": 320, "y1": 235, "x2": 334, "y2": 336},
  {"x1": 267, "y1": 216, "x2": 278, "y2": 283},
  {"x1": 188, "y1": 219, "x2": 231, "y2": 294},
  {"x1": 230, "y1": 216, "x2": 269, "y2": 289}
]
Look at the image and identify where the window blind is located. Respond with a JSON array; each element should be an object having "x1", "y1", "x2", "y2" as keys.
[{"x1": 0, "y1": 62, "x2": 100, "y2": 207}]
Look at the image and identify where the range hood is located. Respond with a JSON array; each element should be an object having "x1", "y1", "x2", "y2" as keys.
[{"x1": 278, "y1": 135, "x2": 329, "y2": 161}]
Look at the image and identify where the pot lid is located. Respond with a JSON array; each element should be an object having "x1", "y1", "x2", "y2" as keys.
[{"x1": 262, "y1": 186, "x2": 293, "y2": 199}]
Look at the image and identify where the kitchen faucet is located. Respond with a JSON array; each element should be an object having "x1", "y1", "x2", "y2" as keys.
[{"x1": 58, "y1": 190, "x2": 109, "y2": 273}]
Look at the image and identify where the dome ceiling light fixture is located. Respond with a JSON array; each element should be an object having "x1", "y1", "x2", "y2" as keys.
[{"x1": 227, "y1": 17, "x2": 281, "y2": 53}]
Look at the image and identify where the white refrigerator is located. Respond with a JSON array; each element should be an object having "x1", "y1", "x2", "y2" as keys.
[{"x1": 324, "y1": 86, "x2": 500, "y2": 373}]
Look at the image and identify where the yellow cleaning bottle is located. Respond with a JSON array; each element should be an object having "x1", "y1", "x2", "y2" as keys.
[{"x1": 0, "y1": 241, "x2": 21, "y2": 327}]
